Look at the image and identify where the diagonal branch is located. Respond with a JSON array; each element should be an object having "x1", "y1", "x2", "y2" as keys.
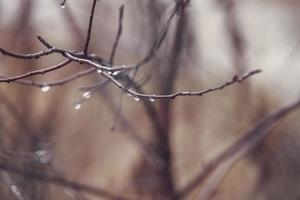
[
  {"x1": 0, "y1": 47, "x2": 58, "y2": 59},
  {"x1": 0, "y1": 67, "x2": 96, "y2": 87},
  {"x1": 0, "y1": 59, "x2": 71, "y2": 83},
  {"x1": 0, "y1": 160, "x2": 128, "y2": 200},
  {"x1": 175, "y1": 97, "x2": 300, "y2": 200}
]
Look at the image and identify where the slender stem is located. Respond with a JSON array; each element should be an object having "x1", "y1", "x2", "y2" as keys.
[{"x1": 83, "y1": 0, "x2": 98, "y2": 55}]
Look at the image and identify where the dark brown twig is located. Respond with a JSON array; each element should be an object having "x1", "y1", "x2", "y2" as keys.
[
  {"x1": 110, "y1": 5, "x2": 124, "y2": 64},
  {"x1": 83, "y1": 0, "x2": 98, "y2": 55}
]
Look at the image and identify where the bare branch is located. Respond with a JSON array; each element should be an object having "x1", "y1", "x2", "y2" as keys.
[
  {"x1": 103, "y1": 69, "x2": 262, "y2": 100},
  {"x1": 0, "y1": 59, "x2": 71, "y2": 83},
  {"x1": 0, "y1": 47, "x2": 57, "y2": 59},
  {"x1": 0, "y1": 67, "x2": 96, "y2": 87}
]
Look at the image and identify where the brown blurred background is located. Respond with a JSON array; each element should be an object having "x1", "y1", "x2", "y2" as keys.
[{"x1": 0, "y1": 0, "x2": 300, "y2": 199}]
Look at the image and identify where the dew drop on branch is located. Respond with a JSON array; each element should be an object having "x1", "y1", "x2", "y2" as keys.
[
  {"x1": 107, "y1": 71, "x2": 112, "y2": 75},
  {"x1": 60, "y1": 2, "x2": 66, "y2": 8},
  {"x1": 134, "y1": 96, "x2": 140, "y2": 102},
  {"x1": 112, "y1": 71, "x2": 120, "y2": 76},
  {"x1": 149, "y1": 97, "x2": 155, "y2": 102},
  {"x1": 82, "y1": 91, "x2": 91, "y2": 99},
  {"x1": 34, "y1": 150, "x2": 51, "y2": 163},
  {"x1": 10, "y1": 185, "x2": 22, "y2": 197},
  {"x1": 97, "y1": 69, "x2": 103, "y2": 74},
  {"x1": 74, "y1": 103, "x2": 81, "y2": 110},
  {"x1": 41, "y1": 85, "x2": 50, "y2": 92}
]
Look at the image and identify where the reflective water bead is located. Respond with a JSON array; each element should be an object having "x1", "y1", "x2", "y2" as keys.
[
  {"x1": 74, "y1": 103, "x2": 81, "y2": 110},
  {"x1": 112, "y1": 71, "x2": 120, "y2": 76},
  {"x1": 82, "y1": 91, "x2": 91, "y2": 99},
  {"x1": 60, "y1": 2, "x2": 66, "y2": 8},
  {"x1": 34, "y1": 150, "x2": 51, "y2": 163},
  {"x1": 149, "y1": 97, "x2": 155, "y2": 102},
  {"x1": 41, "y1": 85, "x2": 50, "y2": 92}
]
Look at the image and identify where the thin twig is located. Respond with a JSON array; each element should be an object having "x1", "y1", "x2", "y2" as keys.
[
  {"x1": 0, "y1": 59, "x2": 71, "y2": 83},
  {"x1": 0, "y1": 47, "x2": 57, "y2": 59},
  {"x1": 134, "y1": 0, "x2": 190, "y2": 68},
  {"x1": 83, "y1": 0, "x2": 98, "y2": 55},
  {"x1": 102, "y1": 69, "x2": 262, "y2": 100},
  {"x1": 0, "y1": 68, "x2": 96, "y2": 87},
  {"x1": 110, "y1": 5, "x2": 124, "y2": 64}
]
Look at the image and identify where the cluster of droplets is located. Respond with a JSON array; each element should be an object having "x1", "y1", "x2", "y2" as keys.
[
  {"x1": 133, "y1": 96, "x2": 156, "y2": 102},
  {"x1": 72, "y1": 91, "x2": 93, "y2": 110},
  {"x1": 96, "y1": 67, "x2": 121, "y2": 76},
  {"x1": 128, "y1": 93, "x2": 156, "y2": 103}
]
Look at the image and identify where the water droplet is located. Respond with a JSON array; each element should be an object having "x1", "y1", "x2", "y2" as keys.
[
  {"x1": 97, "y1": 69, "x2": 103, "y2": 74},
  {"x1": 134, "y1": 96, "x2": 140, "y2": 102},
  {"x1": 41, "y1": 85, "x2": 50, "y2": 92},
  {"x1": 107, "y1": 71, "x2": 112, "y2": 75},
  {"x1": 149, "y1": 97, "x2": 155, "y2": 102},
  {"x1": 10, "y1": 185, "x2": 21, "y2": 196},
  {"x1": 112, "y1": 71, "x2": 120, "y2": 76},
  {"x1": 74, "y1": 103, "x2": 81, "y2": 110},
  {"x1": 82, "y1": 91, "x2": 91, "y2": 99},
  {"x1": 34, "y1": 150, "x2": 51, "y2": 163},
  {"x1": 60, "y1": 2, "x2": 66, "y2": 8}
]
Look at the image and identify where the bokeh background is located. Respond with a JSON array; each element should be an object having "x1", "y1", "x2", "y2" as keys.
[{"x1": 0, "y1": 0, "x2": 300, "y2": 199}]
